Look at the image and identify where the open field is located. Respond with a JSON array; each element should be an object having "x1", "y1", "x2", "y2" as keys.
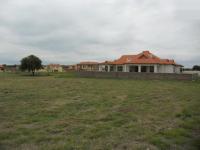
[{"x1": 0, "y1": 72, "x2": 200, "y2": 150}]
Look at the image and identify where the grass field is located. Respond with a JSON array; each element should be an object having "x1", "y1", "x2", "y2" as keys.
[{"x1": 0, "y1": 72, "x2": 200, "y2": 150}]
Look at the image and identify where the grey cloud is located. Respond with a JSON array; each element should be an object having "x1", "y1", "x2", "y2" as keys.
[{"x1": 0, "y1": 0, "x2": 200, "y2": 67}]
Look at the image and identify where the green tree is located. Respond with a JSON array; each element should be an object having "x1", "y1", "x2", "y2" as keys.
[
  {"x1": 20, "y1": 55, "x2": 42, "y2": 76},
  {"x1": 192, "y1": 65, "x2": 200, "y2": 71}
]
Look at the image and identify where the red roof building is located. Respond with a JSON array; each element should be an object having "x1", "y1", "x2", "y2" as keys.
[
  {"x1": 0, "y1": 65, "x2": 5, "y2": 72},
  {"x1": 107, "y1": 51, "x2": 180, "y2": 65},
  {"x1": 46, "y1": 64, "x2": 63, "y2": 72},
  {"x1": 78, "y1": 51, "x2": 183, "y2": 73},
  {"x1": 77, "y1": 61, "x2": 99, "y2": 71}
]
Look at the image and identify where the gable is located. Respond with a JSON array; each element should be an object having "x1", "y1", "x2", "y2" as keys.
[{"x1": 138, "y1": 54, "x2": 149, "y2": 59}]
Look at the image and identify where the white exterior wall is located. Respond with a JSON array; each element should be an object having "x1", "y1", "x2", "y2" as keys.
[
  {"x1": 175, "y1": 66, "x2": 181, "y2": 73},
  {"x1": 58, "y1": 67, "x2": 63, "y2": 72},
  {"x1": 158, "y1": 65, "x2": 175, "y2": 73},
  {"x1": 99, "y1": 65, "x2": 105, "y2": 71},
  {"x1": 124, "y1": 65, "x2": 128, "y2": 72},
  {"x1": 183, "y1": 71, "x2": 200, "y2": 76},
  {"x1": 99, "y1": 65, "x2": 113, "y2": 72},
  {"x1": 98, "y1": 64, "x2": 181, "y2": 74},
  {"x1": 154, "y1": 65, "x2": 158, "y2": 73}
]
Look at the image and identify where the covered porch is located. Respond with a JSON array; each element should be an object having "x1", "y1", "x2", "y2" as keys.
[
  {"x1": 126, "y1": 64, "x2": 158, "y2": 73},
  {"x1": 100, "y1": 64, "x2": 158, "y2": 73}
]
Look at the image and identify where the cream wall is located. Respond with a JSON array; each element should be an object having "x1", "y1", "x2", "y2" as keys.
[
  {"x1": 47, "y1": 66, "x2": 63, "y2": 72},
  {"x1": 175, "y1": 66, "x2": 181, "y2": 73},
  {"x1": 183, "y1": 71, "x2": 200, "y2": 76},
  {"x1": 99, "y1": 64, "x2": 182, "y2": 74},
  {"x1": 79, "y1": 64, "x2": 98, "y2": 71},
  {"x1": 98, "y1": 65, "x2": 105, "y2": 71},
  {"x1": 158, "y1": 65, "x2": 172, "y2": 73},
  {"x1": 157, "y1": 65, "x2": 180, "y2": 73}
]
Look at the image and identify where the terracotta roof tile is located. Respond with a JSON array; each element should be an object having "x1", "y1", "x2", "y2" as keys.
[
  {"x1": 48, "y1": 64, "x2": 61, "y2": 67},
  {"x1": 99, "y1": 61, "x2": 113, "y2": 65},
  {"x1": 0, "y1": 65, "x2": 4, "y2": 70},
  {"x1": 78, "y1": 61, "x2": 99, "y2": 65},
  {"x1": 109, "y1": 51, "x2": 179, "y2": 65},
  {"x1": 78, "y1": 51, "x2": 182, "y2": 66}
]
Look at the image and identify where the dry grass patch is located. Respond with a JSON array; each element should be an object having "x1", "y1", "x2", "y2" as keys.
[{"x1": 0, "y1": 72, "x2": 200, "y2": 150}]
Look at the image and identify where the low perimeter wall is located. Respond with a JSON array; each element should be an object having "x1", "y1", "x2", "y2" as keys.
[{"x1": 76, "y1": 71, "x2": 198, "y2": 81}]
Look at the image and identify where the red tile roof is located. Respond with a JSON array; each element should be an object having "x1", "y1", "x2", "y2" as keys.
[
  {"x1": 78, "y1": 61, "x2": 99, "y2": 65},
  {"x1": 99, "y1": 61, "x2": 113, "y2": 65},
  {"x1": 109, "y1": 51, "x2": 180, "y2": 65},
  {"x1": 78, "y1": 51, "x2": 182, "y2": 66},
  {"x1": 0, "y1": 65, "x2": 4, "y2": 70},
  {"x1": 48, "y1": 64, "x2": 61, "y2": 67}
]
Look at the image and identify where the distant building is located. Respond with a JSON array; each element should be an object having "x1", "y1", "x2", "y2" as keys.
[
  {"x1": 62, "y1": 65, "x2": 77, "y2": 71},
  {"x1": 77, "y1": 62, "x2": 99, "y2": 71},
  {"x1": 78, "y1": 51, "x2": 183, "y2": 74},
  {"x1": 4, "y1": 65, "x2": 19, "y2": 72},
  {"x1": 0, "y1": 65, "x2": 5, "y2": 72},
  {"x1": 46, "y1": 64, "x2": 63, "y2": 72},
  {"x1": 37, "y1": 65, "x2": 47, "y2": 72}
]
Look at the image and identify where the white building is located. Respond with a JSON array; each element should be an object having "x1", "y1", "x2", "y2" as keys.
[
  {"x1": 98, "y1": 51, "x2": 183, "y2": 74},
  {"x1": 46, "y1": 64, "x2": 63, "y2": 72}
]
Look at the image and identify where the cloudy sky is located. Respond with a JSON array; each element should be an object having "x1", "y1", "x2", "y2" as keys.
[{"x1": 0, "y1": 0, "x2": 199, "y2": 67}]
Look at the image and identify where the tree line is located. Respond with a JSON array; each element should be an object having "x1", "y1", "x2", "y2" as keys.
[{"x1": 192, "y1": 65, "x2": 200, "y2": 71}]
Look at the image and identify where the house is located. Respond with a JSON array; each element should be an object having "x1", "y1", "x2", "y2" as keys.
[
  {"x1": 62, "y1": 65, "x2": 77, "y2": 71},
  {"x1": 4, "y1": 65, "x2": 19, "y2": 72},
  {"x1": 0, "y1": 65, "x2": 5, "y2": 72},
  {"x1": 99, "y1": 51, "x2": 183, "y2": 73},
  {"x1": 38, "y1": 65, "x2": 47, "y2": 72},
  {"x1": 77, "y1": 62, "x2": 99, "y2": 71},
  {"x1": 46, "y1": 64, "x2": 63, "y2": 72},
  {"x1": 78, "y1": 51, "x2": 183, "y2": 73}
]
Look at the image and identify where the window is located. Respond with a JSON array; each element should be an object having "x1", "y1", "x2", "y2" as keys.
[
  {"x1": 141, "y1": 66, "x2": 147, "y2": 72},
  {"x1": 150, "y1": 66, "x2": 154, "y2": 72},
  {"x1": 105, "y1": 66, "x2": 108, "y2": 72},
  {"x1": 117, "y1": 66, "x2": 123, "y2": 72},
  {"x1": 110, "y1": 66, "x2": 114, "y2": 72},
  {"x1": 129, "y1": 66, "x2": 138, "y2": 72},
  {"x1": 82, "y1": 65, "x2": 85, "y2": 69}
]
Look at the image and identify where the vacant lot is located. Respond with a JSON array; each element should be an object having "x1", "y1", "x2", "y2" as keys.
[{"x1": 0, "y1": 73, "x2": 199, "y2": 150}]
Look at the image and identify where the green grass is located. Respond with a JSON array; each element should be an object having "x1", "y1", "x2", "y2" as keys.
[{"x1": 0, "y1": 72, "x2": 200, "y2": 150}]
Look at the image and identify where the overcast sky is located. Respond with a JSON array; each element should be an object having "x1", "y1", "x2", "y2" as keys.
[{"x1": 0, "y1": 0, "x2": 199, "y2": 67}]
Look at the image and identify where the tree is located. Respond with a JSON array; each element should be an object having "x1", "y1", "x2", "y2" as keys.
[
  {"x1": 192, "y1": 65, "x2": 200, "y2": 71},
  {"x1": 20, "y1": 55, "x2": 42, "y2": 76}
]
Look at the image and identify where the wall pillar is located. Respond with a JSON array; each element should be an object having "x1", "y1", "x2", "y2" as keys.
[
  {"x1": 99, "y1": 65, "x2": 101, "y2": 71},
  {"x1": 115, "y1": 65, "x2": 117, "y2": 72},
  {"x1": 138, "y1": 65, "x2": 141, "y2": 72},
  {"x1": 127, "y1": 65, "x2": 130, "y2": 72},
  {"x1": 108, "y1": 65, "x2": 110, "y2": 72},
  {"x1": 154, "y1": 65, "x2": 158, "y2": 73},
  {"x1": 124, "y1": 65, "x2": 127, "y2": 72},
  {"x1": 147, "y1": 66, "x2": 150, "y2": 73}
]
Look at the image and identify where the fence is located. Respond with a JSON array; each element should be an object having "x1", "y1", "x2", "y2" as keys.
[{"x1": 76, "y1": 71, "x2": 198, "y2": 81}]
